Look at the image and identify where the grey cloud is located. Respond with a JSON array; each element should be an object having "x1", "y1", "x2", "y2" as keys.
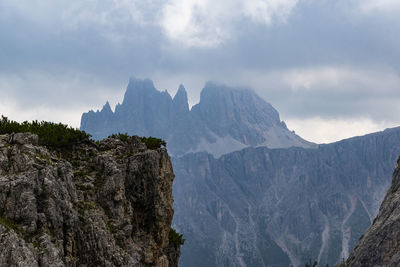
[{"x1": 0, "y1": 0, "x2": 400, "y2": 132}]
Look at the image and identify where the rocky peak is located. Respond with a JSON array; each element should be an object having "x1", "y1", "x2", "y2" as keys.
[
  {"x1": 193, "y1": 82, "x2": 281, "y2": 128},
  {"x1": 123, "y1": 78, "x2": 151, "y2": 105},
  {"x1": 100, "y1": 101, "x2": 113, "y2": 115},
  {"x1": 81, "y1": 78, "x2": 314, "y2": 156},
  {"x1": 172, "y1": 85, "x2": 189, "y2": 114},
  {"x1": 0, "y1": 132, "x2": 181, "y2": 266}
]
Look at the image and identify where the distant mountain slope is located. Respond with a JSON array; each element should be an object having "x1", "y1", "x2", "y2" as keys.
[
  {"x1": 80, "y1": 77, "x2": 314, "y2": 157},
  {"x1": 172, "y1": 127, "x2": 400, "y2": 266}
]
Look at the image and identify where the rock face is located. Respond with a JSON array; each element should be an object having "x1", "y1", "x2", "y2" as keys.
[
  {"x1": 80, "y1": 78, "x2": 314, "y2": 157},
  {"x1": 172, "y1": 127, "x2": 400, "y2": 266},
  {"x1": 0, "y1": 132, "x2": 180, "y2": 266},
  {"x1": 344, "y1": 157, "x2": 400, "y2": 266}
]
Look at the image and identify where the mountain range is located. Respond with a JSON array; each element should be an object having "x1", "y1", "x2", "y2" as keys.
[
  {"x1": 172, "y1": 128, "x2": 400, "y2": 266},
  {"x1": 81, "y1": 78, "x2": 400, "y2": 266},
  {"x1": 81, "y1": 77, "x2": 314, "y2": 157}
]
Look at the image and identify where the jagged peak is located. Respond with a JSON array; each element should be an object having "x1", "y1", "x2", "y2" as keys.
[
  {"x1": 128, "y1": 77, "x2": 156, "y2": 90},
  {"x1": 177, "y1": 84, "x2": 187, "y2": 95},
  {"x1": 172, "y1": 85, "x2": 189, "y2": 113},
  {"x1": 101, "y1": 101, "x2": 113, "y2": 114},
  {"x1": 173, "y1": 85, "x2": 188, "y2": 101},
  {"x1": 122, "y1": 77, "x2": 159, "y2": 105}
]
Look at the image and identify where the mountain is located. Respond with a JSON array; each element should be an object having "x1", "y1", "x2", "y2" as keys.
[
  {"x1": 344, "y1": 157, "x2": 400, "y2": 266},
  {"x1": 0, "y1": 132, "x2": 181, "y2": 266},
  {"x1": 172, "y1": 127, "x2": 400, "y2": 266},
  {"x1": 80, "y1": 77, "x2": 400, "y2": 266},
  {"x1": 80, "y1": 77, "x2": 314, "y2": 157}
]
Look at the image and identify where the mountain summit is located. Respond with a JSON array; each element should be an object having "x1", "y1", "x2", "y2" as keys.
[{"x1": 81, "y1": 77, "x2": 314, "y2": 157}]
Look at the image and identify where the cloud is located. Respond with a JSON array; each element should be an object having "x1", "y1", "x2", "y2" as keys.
[
  {"x1": 286, "y1": 117, "x2": 397, "y2": 144},
  {"x1": 213, "y1": 65, "x2": 400, "y2": 123},
  {"x1": 243, "y1": 0, "x2": 298, "y2": 24},
  {"x1": 160, "y1": 0, "x2": 300, "y2": 47},
  {"x1": 1, "y1": 0, "x2": 400, "y2": 142},
  {"x1": 1, "y1": 0, "x2": 301, "y2": 48},
  {"x1": 359, "y1": 0, "x2": 400, "y2": 13},
  {"x1": 0, "y1": 71, "x2": 126, "y2": 127},
  {"x1": 160, "y1": 0, "x2": 230, "y2": 47}
]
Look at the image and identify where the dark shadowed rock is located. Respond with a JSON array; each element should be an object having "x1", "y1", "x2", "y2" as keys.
[{"x1": 0, "y1": 132, "x2": 181, "y2": 266}]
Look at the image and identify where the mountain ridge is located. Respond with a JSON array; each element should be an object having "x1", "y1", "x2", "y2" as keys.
[{"x1": 81, "y1": 77, "x2": 315, "y2": 157}]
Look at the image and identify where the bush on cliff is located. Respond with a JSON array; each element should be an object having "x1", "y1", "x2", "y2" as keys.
[
  {"x1": 108, "y1": 133, "x2": 167, "y2": 150},
  {"x1": 0, "y1": 116, "x2": 167, "y2": 151},
  {"x1": 0, "y1": 115, "x2": 91, "y2": 149},
  {"x1": 138, "y1": 136, "x2": 167, "y2": 149},
  {"x1": 169, "y1": 227, "x2": 185, "y2": 246}
]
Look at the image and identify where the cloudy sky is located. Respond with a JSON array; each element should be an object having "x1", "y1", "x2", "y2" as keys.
[{"x1": 1, "y1": 0, "x2": 400, "y2": 143}]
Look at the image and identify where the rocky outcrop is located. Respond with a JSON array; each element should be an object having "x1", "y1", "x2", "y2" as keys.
[
  {"x1": 0, "y1": 132, "x2": 180, "y2": 266},
  {"x1": 172, "y1": 127, "x2": 400, "y2": 266},
  {"x1": 80, "y1": 77, "x2": 314, "y2": 157},
  {"x1": 344, "y1": 157, "x2": 400, "y2": 266}
]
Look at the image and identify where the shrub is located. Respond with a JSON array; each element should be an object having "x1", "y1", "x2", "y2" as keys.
[
  {"x1": 169, "y1": 227, "x2": 184, "y2": 246},
  {"x1": 107, "y1": 133, "x2": 167, "y2": 150},
  {"x1": 108, "y1": 133, "x2": 129, "y2": 142},
  {"x1": 139, "y1": 136, "x2": 167, "y2": 150},
  {"x1": 0, "y1": 116, "x2": 91, "y2": 149},
  {"x1": 304, "y1": 259, "x2": 318, "y2": 267}
]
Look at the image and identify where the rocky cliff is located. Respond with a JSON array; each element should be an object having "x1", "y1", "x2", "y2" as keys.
[
  {"x1": 172, "y1": 127, "x2": 400, "y2": 266},
  {"x1": 0, "y1": 132, "x2": 181, "y2": 266},
  {"x1": 344, "y1": 157, "x2": 400, "y2": 266},
  {"x1": 80, "y1": 78, "x2": 314, "y2": 157}
]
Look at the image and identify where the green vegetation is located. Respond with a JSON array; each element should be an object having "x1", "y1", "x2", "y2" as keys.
[
  {"x1": 106, "y1": 221, "x2": 118, "y2": 234},
  {"x1": 1, "y1": 116, "x2": 167, "y2": 155},
  {"x1": 108, "y1": 133, "x2": 129, "y2": 142},
  {"x1": 0, "y1": 215, "x2": 22, "y2": 234},
  {"x1": 94, "y1": 172, "x2": 106, "y2": 191},
  {"x1": 108, "y1": 132, "x2": 166, "y2": 150},
  {"x1": 74, "y1": 171, "x2": 90, "y2": 179},
  {"x1": 0, "y1": 116, "x2": 91, "y2": 149},
  {"x1": 0, "y1": 215, "x2": 43, "y2": 248},
  {"x1": 304, "y1": 259, "x2": 318, "y2": 267},
  {"x1": 76, "y1": 201, "x2": 97, "y2": 220},
  {"x1": 138, "y1": 136, "x2": 166, "y2": 149},
  {"x1": 169, "y1": 227, "x2": 185, "y2": 246}
]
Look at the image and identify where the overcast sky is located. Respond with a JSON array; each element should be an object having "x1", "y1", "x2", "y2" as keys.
[{"x1": 1, "y1": 0, "x2": 400, "y2": 143}]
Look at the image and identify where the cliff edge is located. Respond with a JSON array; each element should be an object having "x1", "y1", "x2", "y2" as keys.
[{"x1": 0, "y1": 132, "x2": 181, "y2": 266}]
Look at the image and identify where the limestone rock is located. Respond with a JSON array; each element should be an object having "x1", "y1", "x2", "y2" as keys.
[{"x1": 0, "y1": 133, "x2": 180, "y2": 267}]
